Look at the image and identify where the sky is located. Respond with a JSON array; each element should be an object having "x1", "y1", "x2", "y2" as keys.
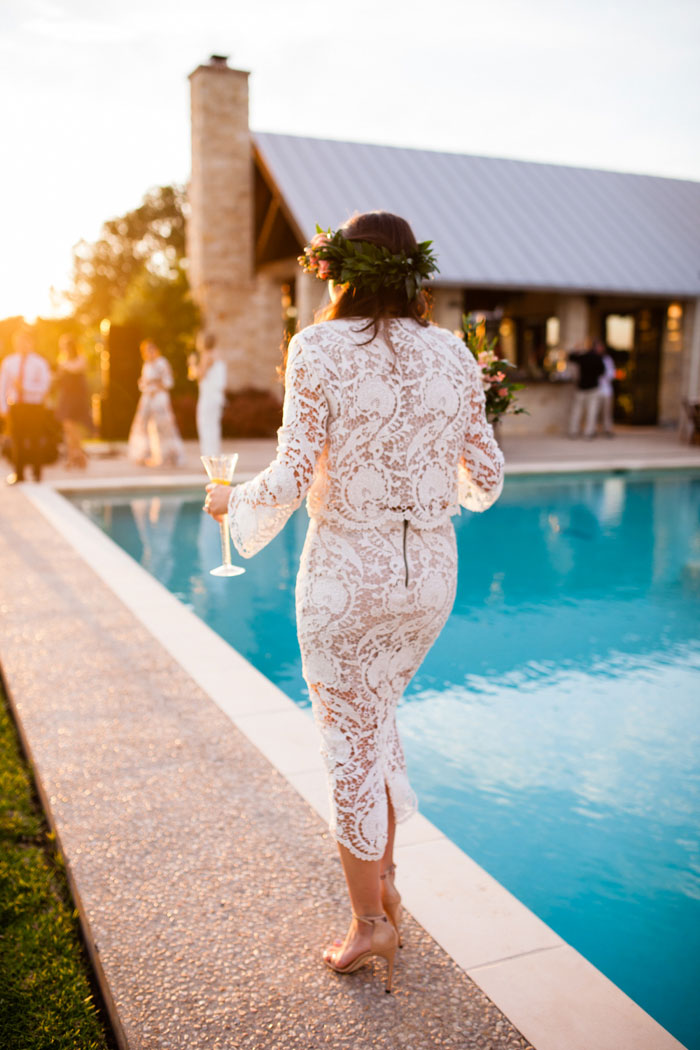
[{"x1": 1, "y1": 0, "x2": 699, "y2": 320}]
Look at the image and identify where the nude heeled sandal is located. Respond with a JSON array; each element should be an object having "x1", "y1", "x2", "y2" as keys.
[
  {"x1": 381, "y1": 863, "x2": 403, "y2": 948},
  {"x1": 324, "y1": 913, "x2": 398, "y2": 992}
]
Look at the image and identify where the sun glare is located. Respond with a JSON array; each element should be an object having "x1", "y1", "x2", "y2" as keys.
[{"x1": 0, "y1": 227, "x2": 72, "y2": 324}]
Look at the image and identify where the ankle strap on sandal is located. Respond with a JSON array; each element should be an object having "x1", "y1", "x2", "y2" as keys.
[{"x1": 353, "y1": 913, "x2": 389, "y2": 925}]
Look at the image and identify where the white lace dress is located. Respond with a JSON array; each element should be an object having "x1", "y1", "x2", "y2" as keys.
[
  {"x1": 228, "y1": 318, "x2": 504, "y2": 860},
  {"x1": 128, "y1": 356, "x2": 184, "y2": 467}
]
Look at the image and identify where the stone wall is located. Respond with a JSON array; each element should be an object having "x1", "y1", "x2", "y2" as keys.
[
  {"x1": 500, "y1": 381, "x2": 575, "y2": 437},
  {"x1": 296, "y1": 271, "x2": 328, "y2": 329},
  {"x1": 188, "y1": 60, "x2": 284, "y2": 400},
  {"x1": 684, "y1": 299, "x2": 700, "y2": 402},
  {"x1": 432, "y1": 287, "x2": 464, "y2": 332},
  {"x1": 658, "y1": 302, "x2": 685, "y2": 425},
  {"x1": 557, "y1": 295, "x2": 591, "y2": 348}
]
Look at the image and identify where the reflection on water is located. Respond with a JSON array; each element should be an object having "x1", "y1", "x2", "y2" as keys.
[{"x1": 73, "y1": 470, "x2": 700, "y2": 1050}]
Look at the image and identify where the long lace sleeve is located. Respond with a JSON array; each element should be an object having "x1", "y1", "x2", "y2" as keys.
[
  {"x1": 458, "y1": 351, "x2": 505, "y2": 512},
  {"x1": 228, "y1": 336, "x2": 329, "y2": 557}
]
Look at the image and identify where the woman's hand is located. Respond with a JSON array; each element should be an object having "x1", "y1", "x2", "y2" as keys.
[{"x1": 203, "y1": 483, "x2": 230, "y2": 522}]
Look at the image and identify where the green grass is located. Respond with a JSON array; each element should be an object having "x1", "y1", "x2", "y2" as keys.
[{"x1": 0, "y1": 682, "x2": 112, "y2": 1049}]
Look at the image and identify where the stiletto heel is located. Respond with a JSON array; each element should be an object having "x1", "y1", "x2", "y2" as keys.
[
  {"x1": 324, "y1": 913, "x2": 399, "y2": 993},
  {"x1": 385, "y1": 944, "x2": 396, "y2": 993},
  {"x1": 381, "y1": 863, "x2": 403, "y2": 948}
]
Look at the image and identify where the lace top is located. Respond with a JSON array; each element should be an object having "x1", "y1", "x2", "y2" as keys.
[
  {"x1": 229, "y1": 318, "x2": 504, "y2": 557},
  {"x1": 138, "y1": 356, "x2": 174, "y2": 395}
]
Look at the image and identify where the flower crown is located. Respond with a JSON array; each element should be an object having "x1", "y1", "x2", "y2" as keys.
[{"x1": 297, "y1": 226, "x2": 439, "y2": 301}]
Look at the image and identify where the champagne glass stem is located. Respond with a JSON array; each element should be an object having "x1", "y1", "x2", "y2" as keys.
[{"x1": 219, "y1": 515, "x2": 232, "y2": 567}]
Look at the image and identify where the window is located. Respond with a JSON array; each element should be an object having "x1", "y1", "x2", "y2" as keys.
[{"x1": 606, "y1": 315, "x2": 634, "y2": 351}]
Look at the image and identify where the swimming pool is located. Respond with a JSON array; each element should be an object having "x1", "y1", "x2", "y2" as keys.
[{"x1": 72, "y1": 469, "x2": 700, "y2": 1049}]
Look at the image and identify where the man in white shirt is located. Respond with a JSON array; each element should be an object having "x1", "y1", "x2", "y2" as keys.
[{"x1": 0, "y1": 325, "x2": 52, "y2": 483}]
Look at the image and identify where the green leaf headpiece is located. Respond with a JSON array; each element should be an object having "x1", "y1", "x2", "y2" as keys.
[{"x1": 297, "y1": 225, "x2": 439, "y2": 301}]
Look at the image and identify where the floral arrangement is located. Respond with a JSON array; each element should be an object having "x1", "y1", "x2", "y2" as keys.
[
  {"x1": 298, "y1": 226, "x2": 439, "y2": 301},
  {"x1": 461, "y1": 314, "x2": 526, "y2": 425}
]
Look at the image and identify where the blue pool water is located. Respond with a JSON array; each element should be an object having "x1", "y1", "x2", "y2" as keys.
[{"x1": 72, "y1": 470, "x2": 700, "y2": 1049}]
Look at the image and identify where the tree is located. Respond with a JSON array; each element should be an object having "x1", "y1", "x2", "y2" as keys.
[
  {"x1": 63, "y1": 184, "x2": 199, "y2": 391},
  {"x1": 65, "y1": 185, "x2": 190, "y2": 328},
  {"x1": 0, "y1": 317, "x2": 24, "y2": 360},
  {"x1": 111, "y1": 264, "x2": 199, "y2": 389},
  {"x1": 0, "y1": 316, "x2": 78, "y2": 363}
]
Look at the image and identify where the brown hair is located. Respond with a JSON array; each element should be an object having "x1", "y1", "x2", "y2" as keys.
[
  {"x1": 139, "y1": 338, "x2": 159, "y2": 359},
  {"x1": 316, "y1": 211, "x2": 431, "y2": 339},
  {"x1": 58, "y1": 333, "x2": 77, "y2": 358}
]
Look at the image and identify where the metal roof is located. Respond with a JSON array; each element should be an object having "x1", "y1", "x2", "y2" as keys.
[{"x1": 254, "y1": 132, "x2": 700, "y2": 298}]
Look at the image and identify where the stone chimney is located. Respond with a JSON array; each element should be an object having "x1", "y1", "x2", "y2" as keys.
[{"x1": 188, "y1": 57, "x2": 255, "y2": 390}]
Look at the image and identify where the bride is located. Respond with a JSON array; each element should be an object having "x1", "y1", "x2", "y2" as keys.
[{"x1": 205, "y1": 211, "x2": 504, "y2": 992}]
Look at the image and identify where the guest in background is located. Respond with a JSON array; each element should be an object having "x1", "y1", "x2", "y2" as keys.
[
  {"x1": 55, "y1": 334, "x2": 92, "y2": 468},
  {"x1": 128, "y1": 339, "x2": 184, "y2": 467},
  {"x1": 188, "y1": 331, "x2": 227, "y2": 456},
  {"x1": 568, "y1": 340, "x2": 605, "y2": 439},
  {"x1": 594, "y1": 338, "x2": 616, "y2": 438},
  {"x1": 0, "y1": 325, "x2": 52, "y2": 483}
]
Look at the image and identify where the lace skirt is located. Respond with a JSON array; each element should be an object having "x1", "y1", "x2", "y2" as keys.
[
  {"x1": 296, "y1": 516, "x2": 457, "y2": 861},
  {"x1": 128, "y1": 391, "x2": 184, "y2": 467}
]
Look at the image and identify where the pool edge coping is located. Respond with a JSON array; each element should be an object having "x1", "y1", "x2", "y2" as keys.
[
  {"x1": 21, "y1": 480, "x2": 688, "y2": 1050},
  {"x1": 36, "y1": 453, "x2": 700, "y2": 495}
]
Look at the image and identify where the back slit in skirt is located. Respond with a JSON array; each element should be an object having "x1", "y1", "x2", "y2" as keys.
[{"x1": 295, "y1": 517, "x2": 458, "y2": 861}]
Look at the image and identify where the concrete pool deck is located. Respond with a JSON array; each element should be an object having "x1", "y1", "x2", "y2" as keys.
[{"x1": 1, "y1": 429, "x2": 696, "y2": 1049}]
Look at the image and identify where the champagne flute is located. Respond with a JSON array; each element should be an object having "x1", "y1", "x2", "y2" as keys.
[{"x1": 201, "y1": 454, "x2": 246, "y2": 577}]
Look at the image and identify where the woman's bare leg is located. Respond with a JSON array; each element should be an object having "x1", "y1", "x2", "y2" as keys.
[
  {"x1": 381, "y1": 787, "x2": 396, "y2": 875},
  {"x1": 325, "y1": 787, "x2": 397, "y2": 968},
  {"x1": 338, "y1": 846, "x2": 382, "y2": 915},
  {"x1": 325, "y1": 845, "x2": 381, "y2": 967},
  {"x1": 64, "y1": 421, "x2": 87, "y2": 468}
]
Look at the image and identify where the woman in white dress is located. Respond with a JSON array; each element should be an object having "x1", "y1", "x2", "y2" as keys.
[
  {"x1": 205, "y1": 212, "x2": 504, "y2": 990},
  {"x1": 594, "y1": 338, "x2": 616, "y2": 437},
  {"x1": 128, "y1": 340, "x2": 184, "y2": 467},
  {"x1": 188, "y1": 331, "x2": 227, "y2": 456}
]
